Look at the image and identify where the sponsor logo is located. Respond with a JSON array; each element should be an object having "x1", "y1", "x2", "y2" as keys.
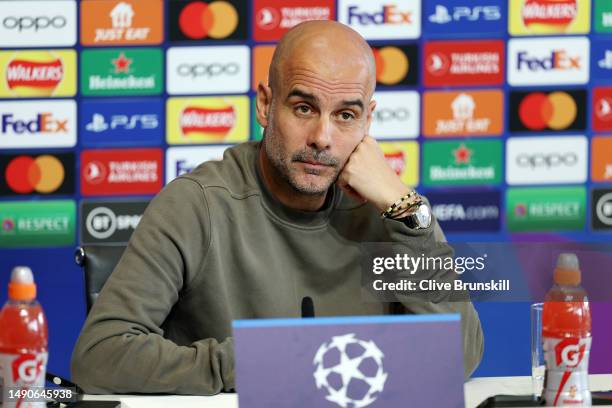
[
  {"x1": 80, "y1": 200, "x2": 148, "y2": 244},
  {"x1": 592, "y1": 40, "x2": 612, "y2": 82},
  {"x1": 80, "y1": 98, "x2": 164, "y2": 147},
  {"x1": 422, "y1": 140, "x2": 502, "y2": 186},
  {"x1": 0, "y1": 50, "x2": 76, "y2": 97},
  {"x1": 379, "y1": 141, "x2": 419, "y2": 186},
  {"x1": 372, "y1": 45, "x2": 418, "y2": 87},
  {"x1": 169, "y1": 0, "x2": 247, "y2": 42},
  {"x1": 423, "y1": 90, "x2": 503, "y2": 137},
  {"x1": 0, "y1": 1, "x2": 76, "y2": 47},
  {"x1": 592, "y1": 189, "x2": 612, "y2": 230},
  {"x1": 80, "y1": 148, "x2": 162, "y2": 196},
  {"x1": 0, "y1": 100, "x2": 76, "y2": 148},
  {"x1": 338, "y1": 0, "x2": 421, "y2": 40},
  {"x1": 508, "y1": 37, "x2": 590, "y2": 86},
  {"x1": 370, "y1": 91, "x2": 419, "y2": 139},
  {"x1": 424, "y1": 1, "x2": 504, "y2": 36},
  {"x1": 591, "y1": 137, "x2": 612, "y2": 182},
  {"x1": 509, "y1": 90, "x2": 586, "y2": 132},
  {"x1": 253, "y1": 0, "x2": 334, "y2": 41},
  {"x1": 81, "y1": 0, "x2": 162, "y2": 46},
  {"x1": 593, "y1": 87, "x2": 612, "y2": 132},
  {"x1": 509, "y1": 0, "x2": 590, "y2": 35},
  {"x1": 506, "y1": 187, "x2": 585, "y2": 232},
  {"x1": 428, "y1": 191, "x2": 501, "y2": 232},
  {"x1": 595, "y1": 0, "x2": 612, "y2": 33},
  {"x1": 423, "y1": 40, "x2": 504, "y2": 87},
  {"x1": 167, "y1": 46, "x2": 249, "y2": 95},
  {"x1": 0, "y1": 200, "x2": 75, "y2": 247},
  {"x1": 81, "y1": 48, "x2": 162, "y2": 96},
  {"x1": 167, "y1": 97, "x2": 249, "y2": 144},
  {"x1": 252, "y1": 45, "x2": 275, "y2": 91},
  {"x1": 0, "y1": 153, "x2": 74, "y2": 196},
  {"x1": 165, "y1": 146, "x2": 228, "y2": 183},
  {"x1": 506, "y1": 136, "x2": 587, "y2": 185}
]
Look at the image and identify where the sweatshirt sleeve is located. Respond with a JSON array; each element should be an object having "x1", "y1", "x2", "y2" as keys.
[
  {"x1": 71, "y1": 178, "x2": 235, "y2": 395},
  {"x1": 381, "y1": 212, "x2": 485, "y2": 379}
]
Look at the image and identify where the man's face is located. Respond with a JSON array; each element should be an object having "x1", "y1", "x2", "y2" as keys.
[{"x1": 262, "y1": 65, "x2": 374, "y2": 195}]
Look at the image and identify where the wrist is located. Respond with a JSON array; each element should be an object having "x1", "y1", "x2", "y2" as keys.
[{"x1": 376, "y1": 183, "x2": 411, "y2": 212}]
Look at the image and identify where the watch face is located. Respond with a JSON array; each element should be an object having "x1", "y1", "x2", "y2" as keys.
[{"x1": 415, "y1": 204, "x2": 432, "y2": 229}]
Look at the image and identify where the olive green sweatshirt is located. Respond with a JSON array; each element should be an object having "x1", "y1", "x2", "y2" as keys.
[{"x1": 71, "y1": 141, "x2": 483, "y2": 395}]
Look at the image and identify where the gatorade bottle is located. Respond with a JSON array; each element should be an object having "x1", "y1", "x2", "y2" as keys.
[
  {"x1": 542, "y1": 253, "x2": 592, "y2": 406},
  {"x1": 0, "y1": 266, "x2": 48, "y2": 408}
]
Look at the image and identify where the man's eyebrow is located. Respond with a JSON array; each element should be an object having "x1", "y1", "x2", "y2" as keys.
[
  {"x1": 286, "y1": 89, "x2": 319, "y2": 104},
  {"x1": 341, "y1": 99, "x2": 364, "y2": 111}
]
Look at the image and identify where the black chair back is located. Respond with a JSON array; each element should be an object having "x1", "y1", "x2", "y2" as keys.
[{"x1": 74, "y1": 245, "x2": 126, "y2": 314}]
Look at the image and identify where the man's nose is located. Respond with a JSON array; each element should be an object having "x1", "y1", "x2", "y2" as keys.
[{"x1": 306, "y1": 117, "x2": 332, "y2": 151}]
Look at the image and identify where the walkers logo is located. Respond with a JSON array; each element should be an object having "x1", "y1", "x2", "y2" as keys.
[
  {"x1": 506, "y1": 187, "x2": 585, "y2": 232},
  {"x1": 81, "y1": 48, "x2": 162, "y2": 96},
  {"x1": 379, "y1": 141, "x2": 418, "y2": 186},
  {"x1": 167, "y1": 97, "x2": 249, "y2": 144},
  {"x1": 373, "y1": 45, "x2": 418, "y2": 87},
  {"x1": 508, "y1": 37, "x2": 589, "y2": 86},
  {"x1": 169, "y1": 0, "x2": 247, "y2": 42},
  {"x1": 591, "y1": 137, "x2": 612, "y2": 183},
  {"x1": 422, "y1": 140, "x2": 502, "y2": 187},
  {"x1": 253, "y1": 0, "x2": 334, "y2": 42},
  {"x1": 371, "y1": 91, "x2": 419, "y2": 139},
  {"x1": 252, "y1": 45, "x2": 276, "y2": 91},
  {"x1": 592, "y1": 189, "x2": 612, "y2": 231},
  {"x1": 595, "y1": 0, "x2": 612, "y2": 33},
  {"x1": 506, "y1": 136, "x2": 587, "y2": 185},
  {"x1": 0, "y1": 50, "x2": 76, "y2": 97},
  {"x1": 0, "y1": 153, "x2": 74, "y2": 196},
  {"x1": 0, "y1": 1, "x2": 76, "y2": 48},
  {"x1": 0, "y1": 100, "x2": 76, "y2": 149},
  {"x1": 165, "y1": 146, "x2": 228, "y2": 183},
  {"x1": 338, "y1": 0, "x2": 421, "y2": 40},
  {"x1": 423, "y1": 40, "x2": 504, "y2": 87},
  {"x1": 0, "y1": 200, "x2": 75, "y2": 247},
  {"x1": 424, "y1": 1, "x2": 504, "y2": 36},
  {"x1": 592, "y1": 40, "x2": 612, "y2": 82},
  {"x1": 80, "y1": 148, "x2": 162, "y2": 196},
  {"x1": 422, "y1": 90, "x2": 503, "y2": 137},
  {"x1": 593, "y1": 87, "x2": 612, "y2": 132},
  {"x1": 80, "y1": 98, "x2": 164, "y2": 147},
  {"x1": 81, "y1": 0, "x2": 163, "y2": 46},
  {"x1": 428, "y1": 191, "x2": 500, "y2": 232},
  {"x1": 167, "y1": 46, "x2": 250, "y2": 95},
  {"x1": 509, "y1": 0, "x2": 590, "y2": 35},
  {"x1": 509, "y1": 90, "x2": 586, "y2": 132},
  {"x1": 80, "y1": 200, "x2": 149, "y2": 244}
]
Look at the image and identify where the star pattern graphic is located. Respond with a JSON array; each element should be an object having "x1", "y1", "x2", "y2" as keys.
[
  {"x1": 112, "y1": 52, "x2": 132, "y2": 74},
  {"x1": 453, "y1": 143, "x2": 473, "y2": 164}
]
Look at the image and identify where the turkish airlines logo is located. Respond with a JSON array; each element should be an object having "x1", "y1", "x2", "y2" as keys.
[
  {"x1": 372, "y1": 45, "x2": 418, "y2": 86},
  {"x1": 424, "y1": 40, "x2": 504, "y2": 87},
  {"x1": 253, "y1": 1, "x2": 333, "y2": 41},
  {"x1": 338, "y1": 0, "x2": 421, "y2": 39},
  {"x1": 593, "y1": 87, "x2": 612, "y2": 132},
  {"x1": 509, "y1": 89, "x2": 586, "y2": 132},
  {"x1": 1, "y1": 153, "x2": 74, "y2": 196},
  {"x1": 170, "y1": 0, "x2": 246, "y2": 41}
]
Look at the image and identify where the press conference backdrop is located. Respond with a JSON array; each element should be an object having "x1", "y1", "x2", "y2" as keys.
[{"x1": 0, "y1": 0, "x2": 611, "y2": 380}]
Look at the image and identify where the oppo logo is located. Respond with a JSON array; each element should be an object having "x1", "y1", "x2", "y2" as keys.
[
  {"x1": 177, "y1": 63, "x2": 240, "y2": 78},
  {"x1": 3, "y1": 15, "x2": 67, "y2": 31},
  {"x1": 373, "y1": 108, "x2": 410, "y2": 122},
  {"x1": 516, "y1": 152, "x2": 577, "y2": 168}
]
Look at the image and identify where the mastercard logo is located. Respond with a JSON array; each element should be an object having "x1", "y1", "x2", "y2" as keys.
[
  {"x1": 373, "y1": 46, "x2": 409, "y2": 85},
  {"x1": 518, "y1": 91, "x2": 577, "y2": 130},
  {"x1": 179, "y1": 1, "x2": 239, "y2": 40},
  {"x1": 5, "y1": 155, "x2": 65, "y2": 194}
]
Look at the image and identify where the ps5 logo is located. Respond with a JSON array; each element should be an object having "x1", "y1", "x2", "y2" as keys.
[
  {"x1": 428, "y1": 4, "x2": 501, "y2": 24},
  {"x1": 86, "y1": 113, "x2": 159, "y2": 133},
  {"x1": 599, "y1": 51, "x2": 612, "y2": 70}
]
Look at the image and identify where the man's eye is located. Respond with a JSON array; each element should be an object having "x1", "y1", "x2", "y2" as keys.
[
  {"x1": 340, "y1": 112, "x2": 355, "y2": 121},
  {"x1": 296, "y1": 105, "x2": 311, "y2": 114}
]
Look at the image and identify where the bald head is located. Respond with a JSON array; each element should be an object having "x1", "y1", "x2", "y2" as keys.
[{"x1": 268, "y1": 20, "x2": 376, "y2": 98}]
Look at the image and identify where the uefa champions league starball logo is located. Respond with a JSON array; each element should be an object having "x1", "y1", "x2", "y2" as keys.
[{"x1": 313, "y1": 333, "x2": 388, "y2": 408}]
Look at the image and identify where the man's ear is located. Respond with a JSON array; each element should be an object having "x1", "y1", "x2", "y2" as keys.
[
  {"x1": 365, "y1": 99, "x2": 377, "y2": 132},
  {"x1": 256, "y1": 81, "x2": 273, "y2": 128}
]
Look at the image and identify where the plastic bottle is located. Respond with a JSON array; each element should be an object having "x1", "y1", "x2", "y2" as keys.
[
  {"x1": 0, "y1": 266, "x2": 48, "y2": 408},
  {"x1": 542, "y1": 253, "x2": 592, "y2": 406}
]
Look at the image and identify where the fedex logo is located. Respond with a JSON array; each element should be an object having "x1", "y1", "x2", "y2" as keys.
[
  {"x1": 2, "y1": 113, "x2": 67, "y2": 134},
  {"x1": 508, "y1": 37, "x2": 589, "y2": 86},
  {"x1": 338, "y1": 0, "x2": 421, "y2": 40}
]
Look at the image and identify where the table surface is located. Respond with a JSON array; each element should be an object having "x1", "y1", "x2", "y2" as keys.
[{"x1": 84, "y1": 374, "x2": 612, "y2": 408}]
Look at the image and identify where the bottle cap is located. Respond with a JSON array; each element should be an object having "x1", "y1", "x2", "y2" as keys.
[
  {"x1": 8, "y1": 266, "x2": 37, "y2": 301},
  {"x1": 554, "y1": 253, "x2": 581, "y2": 286}
]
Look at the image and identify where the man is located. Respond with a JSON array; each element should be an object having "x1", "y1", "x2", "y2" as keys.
[{"x1": 72, "y1": 21, "x2": 483, "y2": 395}]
